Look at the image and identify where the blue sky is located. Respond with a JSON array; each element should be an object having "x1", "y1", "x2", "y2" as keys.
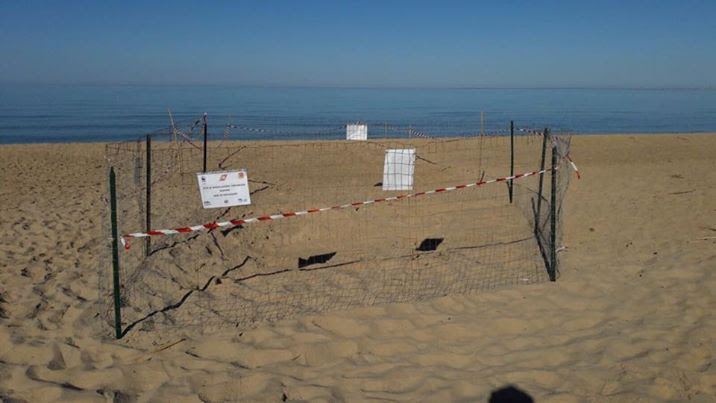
[{"x1": 1, "y1": 1, "x2": 714, "y2": 88}]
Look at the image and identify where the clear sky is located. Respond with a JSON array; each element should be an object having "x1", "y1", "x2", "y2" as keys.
[{"x1": 1, "y1": 0, "x2": 714, "y2": 88}]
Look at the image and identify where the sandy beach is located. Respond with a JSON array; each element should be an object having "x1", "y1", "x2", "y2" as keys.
[{"x1": 0, "y1": 133, "x2": 715, "y2": 402}]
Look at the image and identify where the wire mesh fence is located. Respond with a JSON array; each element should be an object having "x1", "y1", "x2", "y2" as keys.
[{"x1": 99, "y1": 118, "x2": 572, "y2": 340}]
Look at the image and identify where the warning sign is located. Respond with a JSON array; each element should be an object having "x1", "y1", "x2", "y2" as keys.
[{"x1": 196, "y1": 170, "x2": 251, "y2": 208}]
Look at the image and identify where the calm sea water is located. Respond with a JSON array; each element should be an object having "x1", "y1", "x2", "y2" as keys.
[{"x1": 0, "y1": 85, "x2": 714, "y2": 144}]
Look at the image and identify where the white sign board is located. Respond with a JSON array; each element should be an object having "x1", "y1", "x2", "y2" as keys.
[
  {"x1": 196, "y1": 170, "x2": 251, "y2": 208},
  {"x1": 346, "y1": 124, "x2": 367, "y2": 140},
  {"x1": 383, "y1": 149, "x2": 415, "y2": 191}
]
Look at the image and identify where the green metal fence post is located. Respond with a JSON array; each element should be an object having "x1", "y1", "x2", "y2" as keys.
[
  {"x1": 202, "y1": 113, "x2": 208, "y2": 173},
  {"x1": 145, "y1": 134, "x2": 151, "y2": 257},
  {"x1": 509, "y1": 120, "x2": 514, "y2": 203},
  {"x1": 109, "y1": 167, "x2": 122, "y2": 339},
  {"x1": 549, "y1": 140, "x2": 558, "y2": 281}
]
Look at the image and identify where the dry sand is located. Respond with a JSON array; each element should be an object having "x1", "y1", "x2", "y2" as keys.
[{"x1": 0, "y1": 134, "x2": 714, "y2": 402}]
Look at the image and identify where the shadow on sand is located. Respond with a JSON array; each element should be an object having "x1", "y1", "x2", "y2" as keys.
[{"x1": 489, "y1": 385, "x2": 534, "y2": 403}]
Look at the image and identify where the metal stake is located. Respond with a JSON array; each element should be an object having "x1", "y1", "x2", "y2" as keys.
[
  {"x1": 202, "y1": 112, "x2": 208, "y2": 173},
  {"x1": 145, "y1": 134, "x2": 151, "y2": 257},
  {"x1": 549, "y1": 140, "x2": 558, "y2": 281},
  {"x1": 509, "y1": 120, "x2": 514, "y2": 203},
  {"x1": 109, "y1": 167, "x2": 122, "y2": 339}
]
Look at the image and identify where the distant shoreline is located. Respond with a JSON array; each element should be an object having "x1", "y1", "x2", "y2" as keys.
[
  {"x1": 1, "y1": 131, "x2": 715, "y2": 147},
  {"x1": 2, "y1": 83, "x2": 715, "y2": 91}
]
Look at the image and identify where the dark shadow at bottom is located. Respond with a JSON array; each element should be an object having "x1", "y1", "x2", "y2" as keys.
[{"x1": 489, "y1": 385, "x2": 534, "y2": 403}]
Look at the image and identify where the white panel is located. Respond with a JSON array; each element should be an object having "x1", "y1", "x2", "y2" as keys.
[
  {"x1": 346, "y1": 124, "x2": 368, "y2": 140},
  {"x1": 382, "y1": 149, "x2": 415, "y2": 191}
]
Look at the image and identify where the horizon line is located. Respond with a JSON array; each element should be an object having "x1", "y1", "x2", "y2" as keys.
[{"x1": 1, "y1": 82, "x2": 714, "y2": 91}]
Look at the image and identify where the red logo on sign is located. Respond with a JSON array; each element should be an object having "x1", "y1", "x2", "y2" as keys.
[
  {"x1": 238, "y1": 172, "x2": 245, "y2": 179},
  {"x1": 219, "y1": 174, "x2": 228, "y2": 181}
]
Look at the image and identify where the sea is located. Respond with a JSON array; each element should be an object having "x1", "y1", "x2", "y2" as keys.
[{"x1": 0, "y1": 85, "x2": 714, "y2": 144}]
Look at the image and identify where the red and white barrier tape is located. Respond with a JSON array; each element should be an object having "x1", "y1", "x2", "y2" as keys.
[
  {"x1": 565, "y1": 154, "x2": 580, "y2": 179},
  {"x1": 120, "y1": 166, "x2": 571, "y2": 249},
  {"x1": 408, "y1": 127, "x2": 432, "y2": 139},
  {"x1": 545, "y1": 135, "x2": 580, "y2": 180}
]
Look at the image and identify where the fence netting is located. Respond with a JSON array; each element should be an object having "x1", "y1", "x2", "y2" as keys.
[{"x1": 100, "y1": 120, "x2": 572, "y2": 339}]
